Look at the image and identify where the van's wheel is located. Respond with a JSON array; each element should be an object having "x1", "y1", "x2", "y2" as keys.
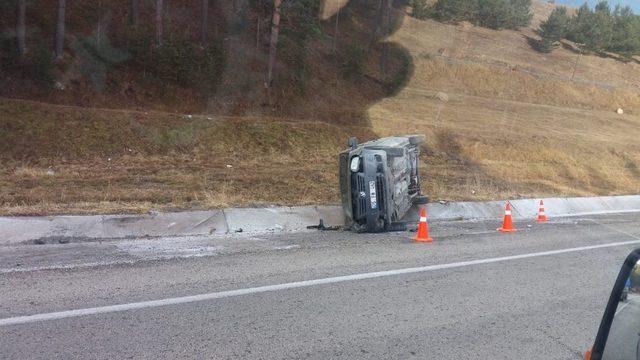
[{"x1": 413, "y1": 195, "x2": 429, "y2": 205}]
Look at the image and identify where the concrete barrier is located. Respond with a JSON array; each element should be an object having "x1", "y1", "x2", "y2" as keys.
[
  {"x1": 224, "y1": 206, "x2": 344, "y2": 233},
  {"x1": 0, "y1": 210, "x2": 229, "y2": 244},
  {"x1": 404, "y1": 195, "x2": 640, "y2": 221},
  {"x1": 2, "y1": 195, "x2": 640, "y2": 245},
  {"x1": 0, "y1": 206, "x2": 341, "y2": 245}
]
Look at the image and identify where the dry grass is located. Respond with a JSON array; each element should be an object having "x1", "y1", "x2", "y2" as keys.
[
  {"x1": 12, "y1": 167, "x2": 52, "y2": 178},
  {"x1": 0, "y1": 98, "x2": 376, "y2": 215},
  {"x1": 407, "y1": 58, "x2": 640, "y2": 113}
]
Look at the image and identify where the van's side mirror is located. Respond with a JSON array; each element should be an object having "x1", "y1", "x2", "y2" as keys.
[{"x1": 587, "y1": 248, "x2": 640, "y2": 360}]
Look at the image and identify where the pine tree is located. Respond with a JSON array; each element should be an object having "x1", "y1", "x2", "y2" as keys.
[
  {"x1": 508, "y1": 0, "x2": 533, "y2": 29},
  {"x1": 410, "y1": 0, "x2": 430, "y2": 20},
  {"x1": 608, "y1": 5, "x2": 640, "y2": 56},
  {"x1": 432, "y1": 0, "x2": 478, "y2": 23},
  {"x1": 477, "y1": 0, "x2": 511, "y2": 29},
  {"x1": 538, "y1": 6, "x2": 569, "y2": 53},
  {"x1": 586, "y1": 1, "x2": 614, "y2": 51},
  {"x1": 432, "y1": 0, "x2": 530, "y2": 29}
]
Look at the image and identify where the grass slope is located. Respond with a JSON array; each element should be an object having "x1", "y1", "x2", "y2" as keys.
[{"x1": 0, "y1": 98, "x2": 374, "y2": 215}]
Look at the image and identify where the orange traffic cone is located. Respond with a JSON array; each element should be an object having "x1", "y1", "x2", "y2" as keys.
[
  {"x1": 498, "y1": 201, "x2": 517, "y2": 233},
  {"x1": 537, "y1": 200, "x2": 548, "y2": 223},
  {"x1": 413, "y1": 207, "x2": 433, "y2": 242}
]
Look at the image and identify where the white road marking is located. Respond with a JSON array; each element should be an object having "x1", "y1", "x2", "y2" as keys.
[
  {"x1": 2, "y1": 239, "x2": 640, "y2": 327},
  {"x1": 272, "y1": 245, "x2": 301, "y2": 250}
]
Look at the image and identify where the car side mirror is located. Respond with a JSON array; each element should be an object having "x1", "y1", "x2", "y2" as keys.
[{"x1": 587, "y1": 248, "x2": 640, "y2": 360}]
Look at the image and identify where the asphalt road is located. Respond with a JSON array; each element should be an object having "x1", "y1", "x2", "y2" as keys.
[{"x1": 3, "y1": 213, "x2": 640, "y2": 359}]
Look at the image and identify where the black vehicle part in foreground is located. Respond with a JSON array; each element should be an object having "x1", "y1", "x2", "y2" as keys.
[
  {"x1": 587, "y1": 248, "x2": 640, "y2": 360},
  {"x1": 339, "y1": 135, "x2": 428, "y2": 233}
]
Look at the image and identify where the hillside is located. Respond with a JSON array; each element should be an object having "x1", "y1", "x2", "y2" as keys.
[
  {"x1": 369, "y1": 6, "x2": 640, "y2": 199},
  {"x1": 3, "y1": 0, "x2": 640, "y2": 215}
]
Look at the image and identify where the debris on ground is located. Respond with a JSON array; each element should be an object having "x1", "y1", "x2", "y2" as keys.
[{"x1": 307, "y1": 219, "x2": 341, "y2": 231}]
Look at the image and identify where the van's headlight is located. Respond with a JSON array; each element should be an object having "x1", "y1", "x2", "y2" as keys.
[{"x1": 350, "y1": 156, "x2": 360, "y2": 172}]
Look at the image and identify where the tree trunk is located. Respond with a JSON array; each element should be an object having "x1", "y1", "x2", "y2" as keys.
[
  {"x1": 97, "y1": 15, "x2": 103, "y2": 47},
  {"x1": 256, "y1": 18, "x2": 260, "y2": 49},
  {"x1": 55, "y1": 0, "x2": 66, "y2": 60},
  {"x1": 97, "y1": 9, "x2": 112, "y2": 48},
  {"x1": 201, "y1": 0, "x2": 209, "y2": 44},
  {"x1": 368, "y1": 0, "x2": 384, "y2": 49},
  {"x1": 155, "y1": 0, "x2": 163, "y2": 47},
  {"x1": 382, "y1": 0, "x2": 392, "y2": 37},
  {"x1": 131, "y1": 0, "x2": 139, "y2": 25},
  {"x1": 17, "y1": 0, "x2": 26, "y2": 56},
  {"x1": 266, "y1": 0, "x2": 281, "y2": 87},
  {"x1": 379, "y1": 0, "x2": 392, "y2": 71},
  {"x1": 332, "y1": 6, "x2": 340, "y2": 53}
]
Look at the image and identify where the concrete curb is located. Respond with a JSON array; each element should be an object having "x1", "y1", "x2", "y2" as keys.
[
  {"x1": 404, "y1": 195, "x2": 640, "y2": 221},
  {"x1": 2, "y1": 195, "x2": 640, "y2": 245},
  {"x1": 0, "y1": 206, "x2": 344, "y2": 245}
]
